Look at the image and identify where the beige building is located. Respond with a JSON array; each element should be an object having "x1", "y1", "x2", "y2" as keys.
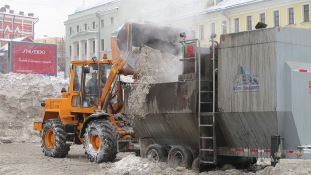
[{"x1": 34, "y1": 37, "x2": 64, "y2": 45}]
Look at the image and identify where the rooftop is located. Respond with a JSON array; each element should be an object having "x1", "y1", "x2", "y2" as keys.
[
  {"x1": 74, "y1": 0, "x2": 122, "y2": 13},
  {"x1": 141, "y1": 0, "x2": 270, "y2": 22}
]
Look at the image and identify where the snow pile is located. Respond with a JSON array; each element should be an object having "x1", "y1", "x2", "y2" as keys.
[
  {"x1": 127, "y1": 46, "x2": 182, "y2": 118},
  {"x1": 0, "y1": 73, "x2": 68, "y2": 143},
  {"x1": 254, "y1": 159, "x2": 311, "y2": 175},
  {"x1": 98, "y1": 153, "x2": 195, "y2": 175}
]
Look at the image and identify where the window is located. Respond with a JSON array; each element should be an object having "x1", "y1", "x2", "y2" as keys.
[
  {"x1": 210, "y1": 23, "x2": 215, "y2": 37},
  {"x1": 101, "y1": 19, "x2": 104, "y2": 28},
  {"x1": 234, "y1": 18, "x2": 239, "y2": 32},
  {"x1": 216, "y1": 0, "x2": 222, "y2": 5},
  {"x1": 199, "y1": 24, "x2": 204, "y2": 40},
  {"x1": 246, "y1": 16, "x2": 252, "y2": 30},
  {"x1": 206, "y1": 0, "x2": 213, "y2": 7},
  {"x1": 69, "y1": 46, "x2": 72, "y2": 56},
  {"x1": 221, "y1": 20, "x2": 227, "y2": 34},
  {"x1": 93, "y1": 21, "x2": 95, "y2": 29},
  {"x1": 77, "y1": 43, "x2": 79, "y2": 56},
  {"x1": 77, "y1": 25, "x2": 79, "y2": 32},
  {"x1": 111, "y1": 17, "x2": 114, "y2": 26},
  {"x1": 273, "y1": 10, "x2": 280, "y2": 27},
  {"x1": 288, "y1": 7, "x2": 294, "y2": 24},
  {"x1": 69, "y1": 27, "x2": 72, "y2": 34},
  {"x1": 84, "y1": 43, "x2": 87, "y2": 54},
  {"x1": 84, "y1": 24, "x2": 87, "y2": 31},
  {"x1": 303, "y1": 4, "x2": 310, "y2": 22},
  {"x1": 92, "y1": 41, "x2": 95, "y2": 53},
  {"x1": 73, "y1": 65, "x2": 82, "y2": 92},
  {"x1": 260, "y1": 13, "x2": 266, "y2": 23},
  {"x1": 101, "y1": 39, "x2": 105, "y2": 51},
  {"x1": 72, "y1": 65, "x2": 82, "y2": 106}
]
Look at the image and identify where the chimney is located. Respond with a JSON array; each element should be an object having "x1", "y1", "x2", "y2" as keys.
[
  {"x1": 28, "y1": 13, "x2": 34, "y2": 17},
  {"x1": 4, "y1": 5, "x2": 10, "y2": 9},
  {"x1": 9, "y1": 10, "x2": 14, "y2": 14},
  {"x1": 19, "y1": 11, "x2": 24, "y2": 15}
]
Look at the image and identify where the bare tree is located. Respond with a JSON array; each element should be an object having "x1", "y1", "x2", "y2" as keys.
[{"x1": 57, "y1": 38, "x2": 66, "y2": 72}]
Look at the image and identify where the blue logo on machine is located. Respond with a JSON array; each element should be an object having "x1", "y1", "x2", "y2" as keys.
[{"x1": 233, "y1": 65, "x2": 259, "y2": 93}]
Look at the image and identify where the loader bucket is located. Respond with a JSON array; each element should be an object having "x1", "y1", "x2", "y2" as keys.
[{"x1": 116, "y1": 22, "x2": 195, "y2": 67}]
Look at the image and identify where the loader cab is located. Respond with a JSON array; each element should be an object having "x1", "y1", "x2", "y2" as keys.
[{"x1": 70, "y1": 61, "x2": 111, "y2": 109}]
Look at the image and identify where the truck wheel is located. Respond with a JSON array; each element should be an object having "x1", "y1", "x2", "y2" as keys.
[
  {"x1": 84, "y1": 119, "x2": 118, "y2": 163},
  {"x1": 191, "y1": 157, "x2": 199, "y2": 171},
  {"x1": 146, "y1": 144, "x2": 168, "y2": 163},
  {"x1": 168, "y1": 145, "x2": 193, "y2": 169},
  {"x1": 41, "y1": 118, "x2": 68, "y2": 158}
]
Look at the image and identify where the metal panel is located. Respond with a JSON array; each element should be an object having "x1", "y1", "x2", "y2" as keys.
[
  {"x1": 218, "y1": 43, "x2": 277, "y2": 112},
  {"x1": 220, "y1": 28, "x2": 276, "y2": 48},
  {"x1": 291, "y1": 71, "x2": 311, "y2": 146},
  {"x1": 133, "y1": 113, "x2": 199, "y2": 146},
  {"x1": 217, "y1": 112, "x2": 277, "y2": 149},
  {"x1": 124, "y1": 81, "x2": 197, "y2": 114}
]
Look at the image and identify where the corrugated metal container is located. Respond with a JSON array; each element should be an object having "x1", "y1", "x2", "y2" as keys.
[{"x1": 218, "y1": 27, "x2": 311, "y2": 151}]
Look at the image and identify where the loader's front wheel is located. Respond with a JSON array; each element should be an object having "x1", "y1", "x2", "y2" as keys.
[
  {"x1": 41, "y1": 118, "x2": 68, "y2": 158},
  {"x1": 84, "y1": 119, "x2": 118, "y2": 163}
]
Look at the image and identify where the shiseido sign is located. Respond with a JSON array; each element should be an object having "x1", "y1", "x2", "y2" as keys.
[{"x1": 9, "y1": 41, "x2": 57, "y2": 76}]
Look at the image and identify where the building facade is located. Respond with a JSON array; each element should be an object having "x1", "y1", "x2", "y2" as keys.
[
  {"x1": 0, "y1": 5, "x2": 38, "y2": 47},
  {"x1": 64, "y1": 0, "x2": 311, "y2": 75},
  {"x1": 63, "y1": 0, "x2": 159, "y2": 75},
  {"x1": 141, "y1": 0, "x2": 311, "y2": 47}
]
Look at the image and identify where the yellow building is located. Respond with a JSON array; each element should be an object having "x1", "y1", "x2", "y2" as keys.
[{"x1": 141, "y1": 0, "x2": 311, "y2": 47}]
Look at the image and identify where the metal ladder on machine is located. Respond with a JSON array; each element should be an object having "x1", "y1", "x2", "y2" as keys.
[{"x1": 198, "y1": 36, "x2": 217, "y2": 166}]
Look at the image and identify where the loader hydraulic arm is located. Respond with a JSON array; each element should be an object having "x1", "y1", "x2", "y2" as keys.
[{"x1": 100, "y1": 58, "x2": 135, "y2": 111}]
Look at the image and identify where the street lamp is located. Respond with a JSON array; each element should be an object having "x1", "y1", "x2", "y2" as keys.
[{"x1": 95, "y1": 11, "x2": 101, "y2": 59}]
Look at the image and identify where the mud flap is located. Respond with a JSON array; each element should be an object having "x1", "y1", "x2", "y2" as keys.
[{"x1": 271, "y1": 135, "x2": 282, "y2": 166}]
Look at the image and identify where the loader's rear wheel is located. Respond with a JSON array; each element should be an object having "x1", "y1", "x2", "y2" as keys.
[
  {"x1": 41, "y1": 118, "x2": 68, "y2": 158},
  {"x1": 168, "y1": 145, "x2": 193, "y2": 169},
  {"x1": 146, "y1": 144, "x2": 168, "y2": 163},
  {"x1": 84, "y1": 119, "x2": 118, "y2": 163}
]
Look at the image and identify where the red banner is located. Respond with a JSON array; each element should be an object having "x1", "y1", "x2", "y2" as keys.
[{"x1": 11, "y1": 42, "x2": 57, "y2": 76}]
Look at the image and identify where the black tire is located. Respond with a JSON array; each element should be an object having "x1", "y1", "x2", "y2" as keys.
[
  {"x1": 146, "y1": 144, "x2": 168, "y2": 163},
  {"x1": 191, "y1": 157, "x2": 199, "y2": 171},
  {"x1": 41, "y1": 118, "x2": 69, "y2": 158},
  {"x1": 186, "y1": 146, "x2": 199, "y2": 161},
  {"x1": 168, "y1": 145, "x2": 193, "y2": 169},
  {"x1": 233, "y1": 157, "x2": 256, "y2": 169},
  {"x1": 84, "y1": 119, "x2": 118, "y2": 163}
]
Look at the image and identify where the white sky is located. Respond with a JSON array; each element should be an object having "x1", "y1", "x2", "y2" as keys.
[{"x1": 1, "y1": 0, "x2": 101, "y2": 39}]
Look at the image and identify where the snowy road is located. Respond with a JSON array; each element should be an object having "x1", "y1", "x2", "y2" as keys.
[{"x1": 1, "y1": 143, "x2": 311, "y2": 175}]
